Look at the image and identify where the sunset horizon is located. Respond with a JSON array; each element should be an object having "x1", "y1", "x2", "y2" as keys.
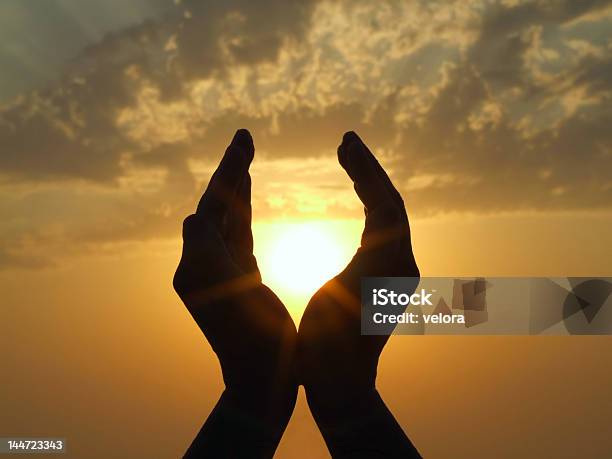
[{"x1": 2, "y1": 1, "x2": 612, "y2": 458}]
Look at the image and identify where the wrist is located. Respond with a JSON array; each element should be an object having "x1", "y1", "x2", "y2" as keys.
[
  {"x1": 186, "y1": 386, "x2": 297, "y2": 459},
  {"x1": 304, "y1": 387, "x2": 420, "y2": 458},
  {"x1": 304, "y1": 384, "x2": 379, "y2": 419},
  {"x1": 302, "y1": 373, "x2": 376, "y2": 404},
  {"x1": 226, "y1": 377, "x2": 298, "y2": 408},
  {"x1": 222, "y1": 383, "x2": 298, "y2": 433}
]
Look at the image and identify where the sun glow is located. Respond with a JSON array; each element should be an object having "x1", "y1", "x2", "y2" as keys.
[{"x1": 253, "y1": 220, "x2": 361, "y2": 318}]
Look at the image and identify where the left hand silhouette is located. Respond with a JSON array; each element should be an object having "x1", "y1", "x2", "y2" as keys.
[{"x1": 173, "y1": 129, "x2": 297, "y2": 457}]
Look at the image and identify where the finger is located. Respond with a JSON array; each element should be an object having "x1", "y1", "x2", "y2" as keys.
[
  {"x1": 196, "y1": 129, "x2": 254, "y2": 224},
  {"x1": 341, "y1": 131, "x2": 405, "y2": 213},
  {"x1": 337, "y1": 132, "x2": 405, "y2": 276},
  {"x1": 227, "y1": 172, "x2": 260, "y2": 276},
  {"x1": 231, "y1": 172, "x2": 254, "y2": 253},
  {"x1": 361, "y1": 143, "x2": 406, "y2": 215},
  {"x1": 353, "y1": 138, "x2": 417, "y2": 274},
  {"x1": 338, "y1": 131, "x2": 392, "y2": 211},
  {"x1": 179, "y1": 213, "x2": 229, "y2": 263}
]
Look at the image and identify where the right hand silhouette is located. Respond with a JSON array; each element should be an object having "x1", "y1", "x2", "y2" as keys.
[
  {"x1": 298, "y1": 130, "x2": 419, "y2": 396},
  {"x1": 296, "y1": 131, "x2": 421, "y2": 457}
]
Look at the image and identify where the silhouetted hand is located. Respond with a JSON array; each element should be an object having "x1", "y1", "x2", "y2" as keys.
[
  {"x1": 173, "y1": 129, "x2": 297, "y2": 458},
  {"x1": 297, "y1": 131, "x2": 421, "y2": 458}
]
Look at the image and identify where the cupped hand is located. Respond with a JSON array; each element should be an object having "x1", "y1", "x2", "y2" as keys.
[
  {"x1": 295, "y1": 131, "x2": 421, "y2": 457},
  {"x1": 173, "y1": 128, "x2": 297, "y2": 401},
  {"x1": 297, "y1": 130, "x2": 419, "y2": 397}
]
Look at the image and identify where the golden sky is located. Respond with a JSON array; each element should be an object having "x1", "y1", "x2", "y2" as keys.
[{"x1": 1, "y1": 1, "x2": 612, "y2": 457}]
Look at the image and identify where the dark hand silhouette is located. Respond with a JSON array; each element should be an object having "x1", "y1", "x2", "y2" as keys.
[
  {"x1": 173, "y1": 129, "x2": 297, "y2": 458},
  {"x1": 297, "y1": 131, "x2": 421, "y2": 458}
]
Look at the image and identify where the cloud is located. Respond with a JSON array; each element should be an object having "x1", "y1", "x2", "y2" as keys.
[
  {"x1": 175, "y1": 0, "x2": 316, "y2": 80},
  {"x1": 0, "y1": 0, "x2": 316, "y2": 182},
  {"x1": 385, "y1": 0, "x2": 612, "y2": 214},
  {"x1": 1, "y1": 0, "x2": 611, "y2": 268}
]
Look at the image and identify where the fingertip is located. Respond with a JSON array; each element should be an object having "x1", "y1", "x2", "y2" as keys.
[
  {"x1": 233, "y1": 128, "x2": 252, "y2": 144},
  {"x1": 339, "y1": 131, "x2": 363, "y2": 173},
  {"x1": 342, "y1": 130, "x2": 360, "y2": 146},
  {"x1": 232, "y1": 128, "x2": 255, "y2": 163}
]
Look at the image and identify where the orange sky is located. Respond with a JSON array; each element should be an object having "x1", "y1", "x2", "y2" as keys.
[
  {"x1": 1, "y1": 0, "x2": 612, "y2": 457},
  {"x1": 2, "y1": 211, "x2": 612, "y2": 457}
]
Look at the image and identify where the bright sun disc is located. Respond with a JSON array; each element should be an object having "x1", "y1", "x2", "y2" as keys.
[{"x1": 253, "y1": 220, "x2": 360, "y2": 315}]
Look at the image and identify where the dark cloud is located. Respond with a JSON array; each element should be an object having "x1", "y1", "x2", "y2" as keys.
[
  {"x1": 469, "y1": 0, "x2": 612, "y2": 93},
  {"x1": 389, "y1": 0, "x2": 612, "y2": 214},
  {"x1": 0, "y1": 246, "x2": 54, "y2": 270},
  {"x1": 571, "y1": 53, "x2": 612, "y2": 96},
  {"x1": 175, "y1": 0, "x2": 315, "y2": 80},
  {"x1": 0, "y1": 0, "x2": 316, "y2": 182}
]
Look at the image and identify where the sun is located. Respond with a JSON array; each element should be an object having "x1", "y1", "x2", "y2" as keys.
[
  {"x1": 253, "y1": 220, "x2": 361, "y2": 317},
  {"x1": 262, "y1": 223, "x2": 344, "y2": 295}
]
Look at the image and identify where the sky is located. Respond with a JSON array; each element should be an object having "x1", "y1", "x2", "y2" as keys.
[{"x1": 1, "y1": 1, "x2": 612, "y2": 458}]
